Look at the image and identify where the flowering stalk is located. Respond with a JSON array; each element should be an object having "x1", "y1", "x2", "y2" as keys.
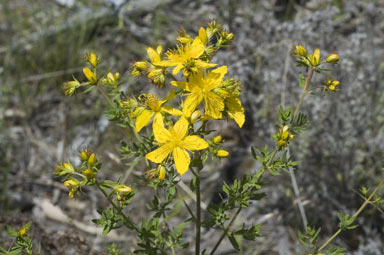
[
  {"x1": 293, "y1": 67, "x2": 315, "y2": 121},
  {"x1": 317, "y1": 178, "x2": 384, "y2": 252}
]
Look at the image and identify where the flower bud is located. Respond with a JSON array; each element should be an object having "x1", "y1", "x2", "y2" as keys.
[
  {"x1": 216, "y1": 149, "x2": 229, "y2": 158},
  {"x1": 326, "y1": 53, "x2": 339, "y2": 63},
  {"x1": 83, "y1": 67, "x2": 97, "y2": 84},
  {"x1": 89, "y1": 52, "x2": 99, "y2": 67},
  {"x1": 64, "y1": 178, "x2": 80, "y2": 197},
  {"x1": 18, "y1": 227, "x2": 27, "y2": 237},
  {"x1": 88, "y1": 153, "x2": 97, "y2": 167},
  {"x1": 190, "y1": 110, "x2": 201, "y2": 123},
  {"x1": 115, "y1": 185, "x2": 132, "y2": 194},
  {"x1": 82, "y1": 168, "x2": 95, "y2": 179},
  {"x1": 310, "y1": 49, "x2": 321, "y2": 66},
  {"x1": 158, "y1": 166, "x2": 166, "y2": 180},
  {"x1": 80, "y1": 148, "x2": 91, "y2": 161},
  {"x1": 135, "y1": 61, "x2": 148, "y2": 70},
  {"x1": 294, "y1": 44, "x2": 307, "y2": 57},
  {"x1": 63, "y1": 80, "x2": 80, "y2": 96},
  {"x1": 212, "y1": 135, "x2": 222, "y2": 144},
  {"x1": 106, "y1": 72, "x2": 116, "y2": 84}
]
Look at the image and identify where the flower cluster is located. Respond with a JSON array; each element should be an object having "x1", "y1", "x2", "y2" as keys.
[
  {"x1": 293, "y1": 44, "x2": 340, "y2": 93},
  {"x1": 128, "y1": 23, "x2": 243, "y2": 176}
]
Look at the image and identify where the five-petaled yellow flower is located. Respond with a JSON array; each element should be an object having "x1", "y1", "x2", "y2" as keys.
[
  {"x1": 146, "y1": 117, "x2": 208, "y2": 175},
  {"x1": 131, "y1": 91, "x2": 182, "y2": 132},
  {"x1": 171, "y1": 66, "x2": 227, "y2": 119},
  {"x1": 157, "y1": 36, "x2": 216, "y2": 76}
]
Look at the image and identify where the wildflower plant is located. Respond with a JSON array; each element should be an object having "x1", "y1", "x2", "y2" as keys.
[{"x1": 49, "y1": 23, "x2": 384, "y2": 254}]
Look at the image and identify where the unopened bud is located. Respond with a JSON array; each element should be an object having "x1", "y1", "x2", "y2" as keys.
[
  {"x1": 310, "y1": 49, "x2": 321, "y2": 66},
  {"x1": 82, "y1": 168, "x2": 95, "y2": 179},
  {"x1": 190, "y1": 110, "x2": 201, "y2": 123},
  {"x1": 89, "y1": 52, "x2": 99, "y2": 67},
  {"x1": 212, "y1": 135, "x2": 222, "y2": 144},
  {"x1": 294, "y1": 44, "x2": 307, "y2": 57},
  {"x1": 216, "y1": 149, "x2": 229, "y2": 158},
  {"x1": 158, "y1": 166, "x2": 166, "y2": 180},
  {"x1": 326, "y1": 53, "x2": 339, "y2": 63},
  {"x1": 88, "y1": 153, "x2": 97, "y2": 167},
  {"x1": 83, "y1": 67, "x2": 97, "y2": 84}
]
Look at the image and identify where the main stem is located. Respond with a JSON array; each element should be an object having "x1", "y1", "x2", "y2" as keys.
[
  {"x1": 317, "y1": 178, "x2": 384, "y2": 252},
  {"x1": 195, "y1": 169, "x2": 201, "y2": 255}
]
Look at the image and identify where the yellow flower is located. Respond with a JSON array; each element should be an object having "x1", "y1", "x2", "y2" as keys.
[
  {"x1": 83, "y1": 67, "x2": 97, "y2": 84},
  {"x1": 157, "y1": 37, "x2": 216, "y2": 76},
  {"x1": 146, "y1": 117, "x2": 208, "y2": 175},
  {"x1": 133, "y1": 91, "x2": 182, "y2": 132},
  {"x1": 171, "y1": 66, "x2": 227, "y2": 118}
]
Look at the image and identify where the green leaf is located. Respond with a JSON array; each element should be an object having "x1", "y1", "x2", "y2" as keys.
[
  {"x1": 227, "y1": 233, "x2": 240, "y2": 251},
  {"x1": 7, "y1": 226, "x2": 18, "y2": 237}
]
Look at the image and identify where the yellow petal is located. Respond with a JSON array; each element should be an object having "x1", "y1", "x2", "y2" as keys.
[
  {"x1": 152, "y1": 115, "x2": 171, "y2": 144},
  {"x1": 173, "y1": 117, "x2": 189, "y2": 139},
  {"x1": 183, "y1": 92, "x2": 204, "y2": 117},
  {"x1": 172, "y1": 64, "x2": 184, "y2": 75},
  {"x1": 156, "y1": 45, "x2": 163, "y2": 55},
  {"x1": 181, "y1": 135, "x2": 209, "y2": 151},
  {"x1": 171, "y1": 81, "x2": 190, "y2": 91},
  {"x1": 188, "y1": 37, "x2": 205, "y2": 58},
  {"x1": 161, "y1": 106, "x2": 182, "y2": 116},
  {"x1": 156, "y1": 60, "x2": 177, "y2": 67},
  {"x1": 135, "y1": 109, "x2": 154, "y2": 132},
  {"x1": 173, "y1": 147, "x2": 190, "y2": 175},
  {"x1": 147, "y1": 47, "x2": 161, "y2": 63},
  {"x1": 204, "y1": 92, "x2": 224, "y2": 119},
  {"x1": 153, "y1": 112, "x2": 164, "y2": 126},
  {"x1": 146, "y1": 143, "x2": 173, "y2": 163},
  {"x1": 205, "y1": 66, "x2": 227, "y2": 91},
  {"x1": 198, "y1": 27, "x2": 208, "y2": 45},
  {"x1": 226, "y1": 97, "x2": 245, "y2": 127},
  {"x1": 194, "y1": 59, "x2": 217, "y2": 69}
]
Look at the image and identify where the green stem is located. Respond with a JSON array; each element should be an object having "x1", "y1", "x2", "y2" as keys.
[
  {"x1": 94, "y1": 179, "x2": 136, "y2": 230},
  {"x1": 166, "y1": 71, "x2": 178, "y2": 82},
  {"x1": 209, "y1": 207, "x2": 242, "y2": 255},
  {"x1": 317, "y1": 178, "x2": 384, "y2": 252},
  {"x1": 191, "y1": 168, "x2": 201, "y2": 255},
  {"x1": 96, "y1": 83, "x2": 114, "y2": 107},
  {"x1": 292, "y1": 67, "x2": 315, "y2": 121}
]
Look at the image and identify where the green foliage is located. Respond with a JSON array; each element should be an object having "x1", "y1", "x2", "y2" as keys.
[
  {"x1": 298, "y1": 226, "x2": 321, "y2": 250},
  {"x1": 336, "y1": 213, "x2": 358, "y2": 231},
  {"x1": 0, "y1": 222, "x2": 37, "y2": 255},
  {"x1": 325, "y1": 246, "x2": 346, "y2": 255},
  {"x1": 92, "y1": 208, "x2": 124, "y2": 235}
]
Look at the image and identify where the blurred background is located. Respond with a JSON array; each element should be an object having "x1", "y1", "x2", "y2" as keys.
[{"x1": 1, "y1": 0, "x2": 384, "y2": 254}]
